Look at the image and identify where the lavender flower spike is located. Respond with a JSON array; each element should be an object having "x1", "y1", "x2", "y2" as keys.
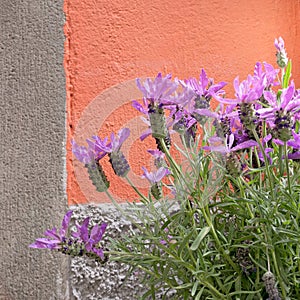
[
  {"x1": 275, "y1": 37, "x2": 288, "y2": 68},
  {"x1": 72, "y1": 139, "x2": 110, "y2": 192},
  {"x1": 136, "y1": 74, "x2": 175, "y2": 147},
  {"x1": 95, "y1": 128, "x2": 131, "y2": 177}
]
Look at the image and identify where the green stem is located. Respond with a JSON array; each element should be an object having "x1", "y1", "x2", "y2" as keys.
[
  {"x1": 159, "y1": 138, "x2": 194, "y2": 197},
  {"x1": 105, "y1": 190, "x2": 150, "y2": 234},
  {"x1": 278, "y1": 146, "x2": 284, "y2": 176},
  {"x1": 105, "y1": 190, "x2": 129, "y2": 218},
  {"x1": 281, "y1": 67, "x2": 285, "y2": 88},
  {"x1": 262, "y1": 225, "x2": 286, "y2": 299},
  {"x1": 237, "y1": 177, "x2": 255, "y2": 219},
  {"x1": 284, "y1": 142, "x2": 292, "y2": 194},
  {"x1": 251, "y1": 129, "x2": 275, "y2": 201},
  {"x1": 125, "y1": 175, "x2": 149, "y2": 203},
  {"x1": 159, "y1": 138, "x2": 183, "y2": 179},
  {"x1": 201, "y1": 206, "x2": 239, "y2": 273},
  {"x1": 270, "y1": 248, "x2": 286, "y2": 299}
]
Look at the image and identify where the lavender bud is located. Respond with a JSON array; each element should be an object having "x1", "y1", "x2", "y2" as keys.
[
  {"x1": 151, "y1": 182, "x2": 162, "y2": 200},
  {"x1": 276, "y1": 51, "x2": 288, "y2": 68},
  {"x1": 225, "y1": 153, "x2": 242, "y2": 177},
  {"x1": 149, "y1": 105, "x2": 169, "y2": 139},
  {"x1": 86, "y1": 161, "x2": 110, "y2": 192},
  {"x1": 262, "y1": 271, "x2": 281, "y2": 300},
  {"x1": 109, "y1": 151, "x2": 130, "y2": 177},
  {"x1": 238, "y1": 103, "x2": 257, "y2": 131},
  {"x1": 236, "y1": 240, "x2": 256, "y2": 276},
  {"x1": 193, "y1": 95, "x2": 210, "y2": 125},
  {"x1": 214, "y1": 117, "x2": 231, "y2": 138},
  {"x1": 273, "y1": 110, "x2": 293, "y2": 142}
]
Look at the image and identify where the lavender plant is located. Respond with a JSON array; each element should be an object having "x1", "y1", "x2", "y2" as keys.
[{"x1": 30, "y1": 38, "x2": 300, "y2": 299}]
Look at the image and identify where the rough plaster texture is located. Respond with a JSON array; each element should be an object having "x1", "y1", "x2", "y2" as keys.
[
  {"x1": 0, "y1": 1, "x2": 69, "y2": 299},
  {"x1": 66, "y1": 0, "x2": 300, "y2": 205}
]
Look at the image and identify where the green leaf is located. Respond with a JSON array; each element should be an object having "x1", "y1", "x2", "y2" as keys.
[
  {"x1": 283, "y1": 59, "x2": 292, "y2": 88},
  {"x1": 195, "y1": 287, "x2": 205, "y2": 300},
  {"x1": 190, "y1": 226, "x2": 211, "y2": 251},
  {"x1": 191, "y1": 280, "x2": 199, "y2": 296},
  {"x1": 174, "y1": 283, "x2": 193, "y2": 290}
]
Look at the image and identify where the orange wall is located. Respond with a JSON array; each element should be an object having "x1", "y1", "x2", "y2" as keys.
[{"x1": 65, "y1": 0, "x2": 300, "y2": 205}]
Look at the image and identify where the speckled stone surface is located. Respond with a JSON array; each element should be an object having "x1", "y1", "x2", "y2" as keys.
[{"x1": 69, "y1": 204, "x2": 146, "y2": 300}]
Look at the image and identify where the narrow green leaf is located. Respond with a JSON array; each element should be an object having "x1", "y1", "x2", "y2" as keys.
[
  {"x1": 283, "y1": 60, "x2": 292, "y2": 88},
  {"x1": 190, "y1": 226, "x2": 211, "y2": 251},
  {"x1": 191, "y1": 280, "x2": 199, "y2": 296},
  {"x1": 174, "y1": 283, "x2": 193, "y2": 290},
  {"x1": 195, "y1": 287, "x2": 205, "y2": 300}
]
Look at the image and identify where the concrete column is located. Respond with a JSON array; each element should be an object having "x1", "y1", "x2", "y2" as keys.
[{"x1": 0, "y1": 1, "x2": 69, "y2": 299}]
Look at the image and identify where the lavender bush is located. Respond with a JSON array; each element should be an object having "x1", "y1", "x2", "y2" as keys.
[{"x1": 31, "y1": 37, "x2": 300, "y2": 299}]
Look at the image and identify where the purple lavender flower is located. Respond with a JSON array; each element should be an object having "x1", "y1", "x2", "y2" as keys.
[
  {"x1": 94, "y1": 128, "x2": 131, "y2": 177},
  {"x1": 72, "y1": 140, "x2": 95, "y2": 165},
  {"x1": 170, "y1": 108, "x2": 198, "y2": 146},
  {"x1": 29, "y1": 211, "x2": 73, "y2": 249},
  {"x1": 72, "y1": 138, "x2": 110, "y2": 192},
  {"x1": 203, "y1": 134, "x2": 257, "y2": 155},
  {"x1": 147, "y1": 149, "x2": 165, "y2": 168},
  {"x1": 93, "y1": 128, "x2": 130, "y2": 154},
  {"x1": 274, "y1": 37, "x2": 286, "y2": 52},
  {"x1": 147, "y1": 149, "x2": 165, "y2": 160},
  {"x1": 72, "y1": 137, "x2": 108, "y2": 164},
  {"x1": 254, "y1": 62, "x2": 279, "y2": 89},
  {"x1": 142, "y1": 167, "x2": 171, "y2": 200},
  {"x1": 132, "y1": 100, "x2": 171, "y2": 142},
  {"x1": 204, "y1": 134, "x2": 258, "y2": 176},
  {"x1": 287, "y1": 130, "x2": 300, "y2": 160},
  {"x1": 30, "y1": 211, "x2": 108, "y2": 261},
  {"x1": 136, "y1": 73, "x2": 178, "y2": 104},
  {"x1": 135, "y1": 74, "x2": 176, "y2": 148},
  {"x1": 217, "y1": 75, "x2": 264, "y2": 105},
  {"x1": 257, "y1": 134, "x2": 274, "y2": 164},
  {"x1": 287, "y1": 130, "x2": 300, "y2": 149},
  {"x1": 258, "y1": 82, "x2": 300, "y2": 142},
  {"x1": 196, "y1": 103, "x2": 238, "y2": 138},
  {"x1": 259, "y1": 82, "x2": 300, "y2": 118},
  {"x1": 275, "y1": 37, "x2": 288, "y2": 68},
  {"x1": 184, "y1": 69, "x2": 226, "y2": 124},
  {"x1": 132, "y1": 98, "x2": 149, "y2": 115},
  {"x1": 142, "y1": 167, "x2": 171, "y2": 184},
  {"x1": 185, "y1": 69, "x2": 227, "y2": 102},
  {"x1": 72, "y1": 217, "x2": 107, "y2": 260},
  {"x1": 161, "y1": 79, "x2": 195, "y2": 108}
]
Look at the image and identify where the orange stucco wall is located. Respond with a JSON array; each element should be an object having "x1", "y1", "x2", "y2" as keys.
[{"x1": 65, "y1": 0, "x2": 300, "y2": 205}]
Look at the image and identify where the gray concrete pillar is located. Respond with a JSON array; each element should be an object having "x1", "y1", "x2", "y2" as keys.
[{"x1": 0, "y1": 1, "x2": 69, "y2": 299}]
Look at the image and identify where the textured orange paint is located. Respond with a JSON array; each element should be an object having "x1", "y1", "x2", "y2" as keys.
[{"x1": 65, "y1": 0, "x2": 300, "y2": 205}]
